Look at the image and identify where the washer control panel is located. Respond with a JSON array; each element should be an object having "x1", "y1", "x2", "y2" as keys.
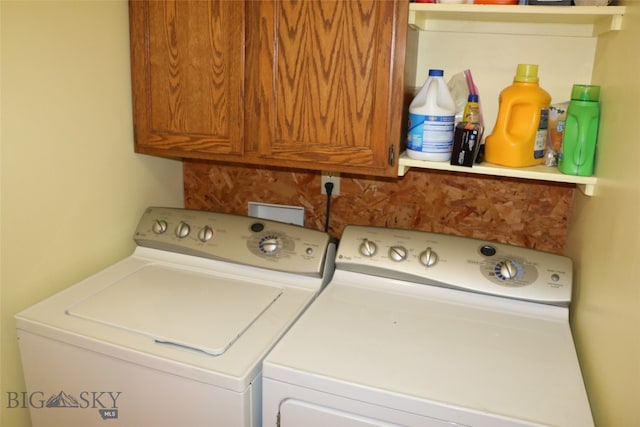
[
  {"x1": 336, "y1": 225, "x2": 573, "y2": 306},
  {"x1": 134, "y1": 207, "x2": 332, "y2": 277}
]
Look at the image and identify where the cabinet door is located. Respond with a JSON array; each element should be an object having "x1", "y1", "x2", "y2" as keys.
[
  {"x1": 130, "y1": 1, "x2": 244, "y2": 156},
  {"x1": 246, "y1": 0, "x2": 408, "y2": 177}
]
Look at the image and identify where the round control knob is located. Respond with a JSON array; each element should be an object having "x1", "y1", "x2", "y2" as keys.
[
  {"x1": 359, "y1": 239, "x2": 377, "y2": 257},
  {"x1": 198, "y1": 225, "x2": 214, "y2": 243},
  {"x1": 175, "y1": 221, "x2": 190, "y2": 239},
  {"x1": 389, "y1": 246, "x2": 407, "y2": 262},
  {"x1": 498, "y1": 259, "x2": 518, "y2": 280},
  {"x1": 260, "y1": 236, "x2": 280, "y2": 254},
  {"x1": 419, "y1": 247, "x2": 438, "y2": 268},
  {"x1": 152, "y1": 219, "x2": 168, "y2": 234}
]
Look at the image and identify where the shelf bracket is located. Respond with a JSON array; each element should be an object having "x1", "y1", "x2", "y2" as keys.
[
  {"x1": 593, "y1": 14, "x2": 624, "y2": 36},
  {"x1": 577, "y1": 183, "x2": 595, "y2": 197}
]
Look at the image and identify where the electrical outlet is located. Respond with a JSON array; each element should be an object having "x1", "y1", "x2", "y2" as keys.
[{"x1": 321, "y1": 172, "x2": 340, "y2": 196}]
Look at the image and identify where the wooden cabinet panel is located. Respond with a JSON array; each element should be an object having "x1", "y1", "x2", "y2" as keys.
[
  {"x1": 246, "y1": 0, "x2": 407, "y2": 176},
  {"x1": 130, "y1": 1, "x2": 244, "y2": 155},
  {"x1": 129, "y1": 0, "x2": 407, "y2": 177}
]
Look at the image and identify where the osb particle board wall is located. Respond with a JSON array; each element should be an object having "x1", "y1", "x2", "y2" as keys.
[{"x1": 184, "y1": 160, "x2": 574, "y2": 255}]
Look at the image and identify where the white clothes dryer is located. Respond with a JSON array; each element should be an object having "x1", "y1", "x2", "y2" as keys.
[
  {"x1": 15, "y1": 207, "x2": 335, "y2": 427},
  {"x1": 263, "y1": 225, "x2": 593, "y2": 427}
]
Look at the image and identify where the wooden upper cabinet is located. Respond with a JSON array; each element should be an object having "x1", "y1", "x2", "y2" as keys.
[
  {"x1": 246, "y1": 0, "x2": 408, "y2": 176},
  {"x1": 129, "y1": 0, "x2": 408, "y2": 177},
  {"x1": 129, "y1": 1, "x2": 245, "y2": 156}
]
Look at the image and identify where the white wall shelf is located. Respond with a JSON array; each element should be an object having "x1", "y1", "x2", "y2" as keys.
[
  {"x1": 400, "y1": 3, "x2": 622, "y2": 196},
  {"x1": 409, "y1": 4, "x2": 626, "y2": 37},
  {"x1": 398, "y1": 151, "x2": 597, "y2": 196}
]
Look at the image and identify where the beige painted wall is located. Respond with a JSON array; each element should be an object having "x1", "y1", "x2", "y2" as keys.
[
  {"x1": 1, "y1": 1, "x2": 637, "y2": 427},
  {"x1": 0, "y1": 2, "x2": 184, "y2": 426},
  {"x1": 567, "y1": 1, "x2": 640, "y2": 426}
]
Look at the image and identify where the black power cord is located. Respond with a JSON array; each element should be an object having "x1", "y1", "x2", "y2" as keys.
[{"x1": 324, "y1": 181, "x2": 334, "y2": 232}]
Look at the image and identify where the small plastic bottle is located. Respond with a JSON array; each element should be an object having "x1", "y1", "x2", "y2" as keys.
[
  {"x1": 407, "y1": 69, "x2": 456, "y2": 162},
  {"x1": 485, "y1": 64, "x2": 551, "y2": 167},
  {"x1": 463, "y1": 94, "x2": 481, "y2": 124},
  {"x1": 558, "y1": 84, "x2": 600, "y2": 176}
]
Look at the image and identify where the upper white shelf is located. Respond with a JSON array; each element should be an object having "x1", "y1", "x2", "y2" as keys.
[
  {"x1": 398, "y1": 152, "x2": 598, "y2": 195},
  {"x1": 409, "y1": 3, "x2": 626, "y2": 37}
]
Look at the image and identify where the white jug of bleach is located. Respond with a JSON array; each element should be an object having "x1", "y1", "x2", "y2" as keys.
[{"x1": 407, "y1": 69, "x2": 456, "y2": 162}]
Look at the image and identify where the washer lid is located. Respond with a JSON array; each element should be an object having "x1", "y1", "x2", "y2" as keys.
[{"x1": 66, "y1": 265, "x2": 283, "y2": 356}]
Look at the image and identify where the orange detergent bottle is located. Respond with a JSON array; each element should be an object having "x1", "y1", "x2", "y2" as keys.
[{"x1": 485, "y1": 64, "x2": 551, "y2": 167}]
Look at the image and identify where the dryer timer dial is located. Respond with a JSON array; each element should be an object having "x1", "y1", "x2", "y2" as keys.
[
  {"x1": 259, "y1": 235, "x2": 281, "y2": 255},
  {"x1": 498, "y1": 259, "x2": 519, "y2": 280}
]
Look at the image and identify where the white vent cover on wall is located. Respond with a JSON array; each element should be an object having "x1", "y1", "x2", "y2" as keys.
[{"x1": 248, "y1": 202, "x2": 305, "y2": 226}]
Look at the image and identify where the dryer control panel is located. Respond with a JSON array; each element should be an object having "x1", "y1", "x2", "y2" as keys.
[
  {"x1": 134, "y1": 207, "x2": 332, "y2": 277},
  {"x1": 335, "y1": 225, "x2": 573, "y2": 306}
]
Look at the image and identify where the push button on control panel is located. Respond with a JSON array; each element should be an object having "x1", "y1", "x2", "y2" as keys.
[
  {"x1": 250, "y1": 222, "x2": 265, "y2": 233},
  {"x1": 480, "y1": 245, "x2": 497, "y2": 257}
]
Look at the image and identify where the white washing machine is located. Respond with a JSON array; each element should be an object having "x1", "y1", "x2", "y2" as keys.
[
  {"x1": 15, "y1": 207, "x2": 335, "y2": 427},
  {"x1": 263, "y1": 225, "x2": 594, "y2": 427}
]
